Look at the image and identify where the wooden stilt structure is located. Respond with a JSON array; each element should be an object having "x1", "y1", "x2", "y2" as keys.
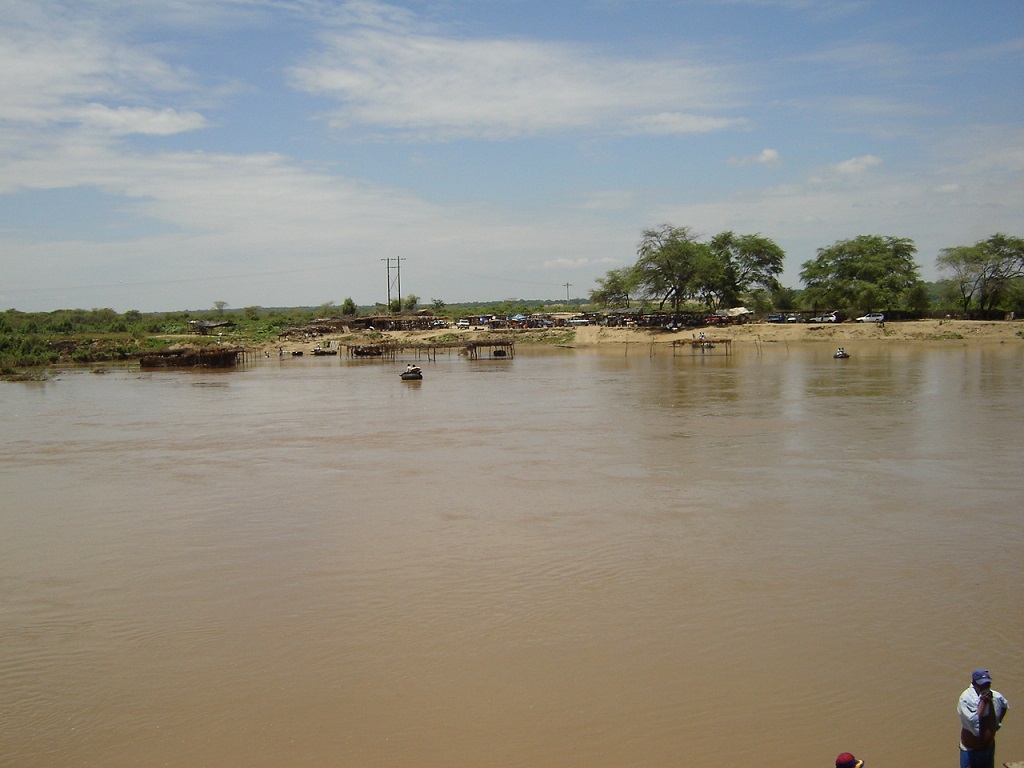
[{"x1": 671, "y1": 338, "x2": 733, "y2": 356}]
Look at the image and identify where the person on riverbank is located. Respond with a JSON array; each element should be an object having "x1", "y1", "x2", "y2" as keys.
[
  {"x1": 835, "y1": 752, "x2": 864, "y2": 768},
  {"x1": 958, "y1": 668, "x2": 1009, "y2": 768}
]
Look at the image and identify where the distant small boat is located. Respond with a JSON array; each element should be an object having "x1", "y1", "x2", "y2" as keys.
[
  {"x1": 400, "y1": 368, "x2": 423, "y2": 380},
  {"x1": 311, "y1": 347, "x2": 337, "y2": 356},
  {"x1": 834, "y1": 349, "x2": 850, "y2": 359}
]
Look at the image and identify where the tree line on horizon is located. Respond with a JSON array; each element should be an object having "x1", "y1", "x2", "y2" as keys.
[
  {"x1": 590, "y1": 227, "x2": 1024, "y2": 318},
  {"x1": 2, "y1": 229, "x2": 1022, "y2": 370}
]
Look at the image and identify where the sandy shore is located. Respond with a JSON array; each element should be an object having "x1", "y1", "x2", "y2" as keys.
[
  {"x1": 266, "y1": 319, "x2": 1024, "y2": 354},
  {"x1": 568, "y1": 318, "x2": 1024, "y2": 346}
]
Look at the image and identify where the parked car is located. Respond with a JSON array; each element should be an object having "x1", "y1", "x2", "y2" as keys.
[
  {"x1": 809, "y1": 312, "x2": 840, "y2": 323},
  {"x1": 765, "y1": 313, "x2": 786, "y2": 323},
  {"x1": 786, "y1": 314, "x2": 799, "y2": 323},
  {"x1": 456, "y1": 318, "x2": 470, "y2": 328},
  {"x1": 856, "y1": 312, "x2": 885, "y2": 323}
]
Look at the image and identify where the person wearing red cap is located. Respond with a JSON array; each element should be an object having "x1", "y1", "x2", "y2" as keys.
[
  {"x1": 835, "y1": 752, "x2": 864, "y2": 768},
  {"x1": 958, "y1": 668, "x2": 1010, "y2": 768}
]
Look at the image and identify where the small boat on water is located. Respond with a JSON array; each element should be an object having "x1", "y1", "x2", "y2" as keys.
[
  {"x1": 834, "y1": 347, "x2": 850, "y2": 359},
  {"x1": 400, "y1": 366, "x2": 423, "y2": 380},
  {"x1": 311, "y1": 346, "x2": 338, "y2": 356}
]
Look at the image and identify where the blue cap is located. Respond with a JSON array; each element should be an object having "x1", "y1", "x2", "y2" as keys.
[{"x1": 972, "y1": 669, "x2": 992, "y2": 685}]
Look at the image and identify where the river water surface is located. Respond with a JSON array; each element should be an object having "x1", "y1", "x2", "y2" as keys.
[{"x1": 2, "y1": 342, "x2": 1022, "y2": 767}]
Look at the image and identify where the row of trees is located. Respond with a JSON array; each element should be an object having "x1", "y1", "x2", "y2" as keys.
[
  {"x1": 591, "y1": 227, "x2": 1024, "y2": 316},
  {"x1": 590, "y1": 226, "x2": 785, "y2": 312}
]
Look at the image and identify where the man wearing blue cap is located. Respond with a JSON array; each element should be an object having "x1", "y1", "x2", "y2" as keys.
[{"x1": 958, "y1": 669, "x2": 1009, "y2": 768}]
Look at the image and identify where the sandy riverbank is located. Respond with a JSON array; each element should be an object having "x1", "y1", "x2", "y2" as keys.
[
  {"x1": 569, "y1": 318, "x2": 1024, "y2": 346},
  {"x1": 267, "y1": 319, "x2": 1024, "y2": 354}
]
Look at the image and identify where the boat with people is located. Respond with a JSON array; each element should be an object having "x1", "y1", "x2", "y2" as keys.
[
  {"x1": 400, "y1": 364, "x2": 422, "y2": 380},
  {"x1": 834, "y1": 347, "x2": 850, "y2": 359}
]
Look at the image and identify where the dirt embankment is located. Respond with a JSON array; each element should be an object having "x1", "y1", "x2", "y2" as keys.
[
  {"x1": 569, "y1": 319, "x2": 1024, "y2": 346},
  {"x1": 263, "y1": 319, "x2": 1023, "y2": 355}
]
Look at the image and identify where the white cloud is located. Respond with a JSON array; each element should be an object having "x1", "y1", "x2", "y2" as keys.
[
  {"x1": 0, "y1": 9, "x2": 203, "y2": 136},
  {"x1": 75, "y1": 104, "x2": 207, "y2": 135},
  {"x1": 834, "y1": 154, "x2": 882, "y2": 174},
  {"x1": 622, "y1": 113, "x2": 744, "y2": 136},
  {"x1": 288, "y1": 4, "x2": 741, "y2": 140},
  {"x1": 728, "y1": 148, "x2": 781, "y2": 167}
]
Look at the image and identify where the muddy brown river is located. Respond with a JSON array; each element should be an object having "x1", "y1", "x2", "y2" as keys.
[{"x1": 2, "y1": 342, "x2": 1022, "y2": 767}]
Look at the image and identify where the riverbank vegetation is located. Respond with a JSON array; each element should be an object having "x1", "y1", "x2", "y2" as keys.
[
  {"x1": 592, "y1": 229, "x2": 1024, "y2": 320},
  {"x1": 0, "y1": 305, "x2": 332, "y2": 372},
  {"x1": 3, "y1": 231, "x2": 1022, "y2": 375}
]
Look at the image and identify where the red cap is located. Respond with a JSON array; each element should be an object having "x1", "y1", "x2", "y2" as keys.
[{"x1": 836, "y1": 753, "x2": 864, "y2": 768}]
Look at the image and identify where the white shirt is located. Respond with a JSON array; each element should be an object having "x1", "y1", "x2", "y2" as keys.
[{"x1": 958, "y1": 685, "x2": 1009, "y2": 750}]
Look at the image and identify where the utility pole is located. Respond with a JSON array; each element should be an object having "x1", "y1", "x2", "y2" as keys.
[
  {"x1": 564, "y1": 282, "x2": 572, "y2": 304},
  {"x1": 381, "y1": 258, "x2": 392, "y2": 309},
  {"x1": 395, "y1": 257, "x2": 406, "y2": 308},
  {"x1": 381, "y1": 257, "x2": 407, "y2": 312}
]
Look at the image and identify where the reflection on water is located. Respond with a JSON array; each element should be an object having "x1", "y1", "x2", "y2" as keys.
[{"x1": 2, "y1": 343, "x2": 1022, "y2": 767}]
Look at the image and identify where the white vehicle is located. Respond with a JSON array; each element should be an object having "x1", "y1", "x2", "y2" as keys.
[
  {"x1": 456, "y1": 318, "x2": 470, "y2": 329},
  {"x1": 856, "y1": 313, "x2": 885, "y2": 323}
]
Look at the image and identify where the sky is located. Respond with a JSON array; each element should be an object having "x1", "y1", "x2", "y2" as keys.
[{"x1": 1, "y1": 0, "x2": 1022, "y2": 313}]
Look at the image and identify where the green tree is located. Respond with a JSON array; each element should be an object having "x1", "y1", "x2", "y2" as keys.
[
  {"x1": 904, "y1": 282, "x2": 932, "y2": 315},
  {"x1": 590, "y1": 267, "x2": 638, "y2": 308},
  {"x1": 627, "y1": 225, "x2": 786, "y2": 311},
  {"x1": 1004, "y1": 278, "x2": 1024, "y2": 317},
  {"x1": 771, "y1": 285, "x2": 799, "y2": 311},
  {"x1": 800, "y1": 235, "x2": 921, "y2": 312},
  {"x1": 690, "y1": 244, "x2": 733, "y2": 309},
  {"x1": 402, "y1": 294, "x2": 419, "y2": 311},
  {"x1": 937, "y1": 234, "x2": 1024, "y2": 314},
  {"x1": 431, "y1": 298, "x2": 446, "y2": 313},
  {"x1": 709, "y1": 231, "x2": 785, "y2": 299},
  {"x1": 748, "y1": 288, "x2": 773, "y2": 316},
  {"x1": 340, "y1": 297, "x2": 358, "y2": 315},
  {"x1": 632, "y1": 225, "x2": 711, "y2": 311}
]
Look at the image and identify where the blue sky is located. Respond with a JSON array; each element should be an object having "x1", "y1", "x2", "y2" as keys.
[{"x1": 1, "y1": 0, "x2": 1021, "y2": 312}]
